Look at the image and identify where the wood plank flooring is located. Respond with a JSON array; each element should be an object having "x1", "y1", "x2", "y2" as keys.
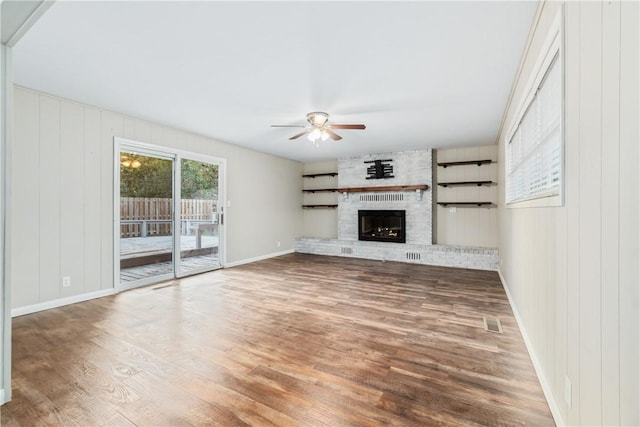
[{"x1": 1, "y1": 253, "x2": 555, "y2": 426}]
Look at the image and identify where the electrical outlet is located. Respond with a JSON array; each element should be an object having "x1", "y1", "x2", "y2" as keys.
[
  {"x1": 564, "y1": 376, "x2": 572, "y2": 408},
  {"x1": 277, "y1": 241, "x2": 281, "y2": 248},
  {"x1": 449, "y1": 207, "x2": 457, "y2": 213},
  {"x1": 62, "y1": 276, "x2": 71, "y2": 288}
]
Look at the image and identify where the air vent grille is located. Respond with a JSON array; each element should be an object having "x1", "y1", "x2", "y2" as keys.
[
  {"x1": 406, "y1": 252, "x2": 421, "y2": 261},
  {"x1": 483, "y1": 315, "x2": 503, "y2": 333},
  {"x1": 360, "y1": 193, "x2": 404, "y2": 202}
]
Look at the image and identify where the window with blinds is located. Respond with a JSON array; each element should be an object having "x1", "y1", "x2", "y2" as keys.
[
  {"x1": 506, "y1": 47, "x2": 563, "y2": 205},
  {"x1": 504, "y1": 8, "x2": 564, "y2": 207}
]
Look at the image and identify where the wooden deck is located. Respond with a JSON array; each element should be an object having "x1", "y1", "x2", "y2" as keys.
[
  {"x1": 3, "y1": 253, "x2": 554, "y2": 426},
  {"x1": 120, "y1": 235, "x2": 219, "y2": 282},
  {"x1": 120, "y1": 254, "x2": 219, "y2": 283},
  {"x1": 120, "y1": 235, "x2": 218, "y2": 256}
]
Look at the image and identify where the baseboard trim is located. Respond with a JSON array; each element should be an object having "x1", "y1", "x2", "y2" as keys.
[
  {"x1": 11, "y1": 250, "x2": 295, "y2": 317},
  {"x1": 11, "y1": 288, "x2": 116, "y2": 318},
  {"x1": 497, "y1": 268, "x2": 566, "y2": 427},
  {"x1": 225, "y1": 249, "x2": 294, "y2": 268}
]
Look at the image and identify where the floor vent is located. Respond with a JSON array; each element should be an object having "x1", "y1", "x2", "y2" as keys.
[
  {"x1": 406, "y1": 252, "x2": 421, "y2": 261},
  {"x1": 341, "y1": 247, "x2": 353, "y2": 255},
  {"x1": 360, "y1": 193, "x2": 404, "y2": 202},
  {"x1": 483, "y1": 315, "x2": 503, "y2": 333}
]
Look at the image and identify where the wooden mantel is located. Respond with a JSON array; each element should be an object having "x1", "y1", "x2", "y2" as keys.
[{"x1": 337, "y1": 184, "x2": 429, "y2": 193}]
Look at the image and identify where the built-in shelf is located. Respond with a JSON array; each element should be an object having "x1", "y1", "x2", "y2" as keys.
[
  {"x1": 437, "y1": 159, "x2": 492, "y2": 168},
  {"x1": 437, "y1": 181, "x2": 494, "y2": 187},
  {"x1": 302, "y1": 172, "x2": 338, "y2": 178},
  {"x1": 337, "y1": 184, "x2": 429, "y2": 193},
  {"x1": 302, "y1": 188, "x2": 338, "y2": 193},
  {"x1": 302, "y1": 204, "x2": 338, "y2": 209},
  {"x1": 303, "y1": 172, "x2": 338, "y2": 209},
  {"x1": 437, "y1": 202, "x2": 494, "y2": 207}
]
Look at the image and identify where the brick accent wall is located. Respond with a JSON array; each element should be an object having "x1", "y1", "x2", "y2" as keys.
[
  {"x1": 297, "y1": 149, "x2": 500, "y2": 270},
  {"x1": 338, "y1": 150, "x2": 432, "y2": 245}
]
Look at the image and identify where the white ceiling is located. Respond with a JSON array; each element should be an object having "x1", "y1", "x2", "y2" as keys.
[{"x1": 12, "y1": 1, "x2": 537, "y2": 162}]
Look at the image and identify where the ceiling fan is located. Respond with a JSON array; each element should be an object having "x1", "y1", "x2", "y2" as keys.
[{"x1": 271, "y1": 112, "x2": 366, "y2": 145}]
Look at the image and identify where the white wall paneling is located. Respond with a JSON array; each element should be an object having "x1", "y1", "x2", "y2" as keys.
[
  {"x1": 577, "y1": 3, "x2": 602, "y2": 422},
  {"x1": 38, "y1": 95, "x2": 60, "y2": 302},
  {"x1": 11, "y1": 86, "x2": 303, "y2": 311},
  {"x1": 84, "y1": 107, "x2": 102, "y2": 294},
  {"x1": 12, "y1": 88, "x2": 38, "y2": 307},
  {"x1": 60, "y1": 101, "x2": 85, "y2": 299},
  {"x1": 99, "y1": 111, "x2": 120, "y2": 291},
  {"x1": 497, "y1": 1, "x2": 639, "y2": 425},
  {"x1": 598, "y1": 2, "x2": 620, "y2": 423},
  {"x1": 617, "y1": 1, "x2": 640, "y2": 422}
]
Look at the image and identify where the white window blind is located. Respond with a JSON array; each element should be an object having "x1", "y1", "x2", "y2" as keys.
[{"x1": 506, "y1": 51, "x2": 562, "y2": 204}]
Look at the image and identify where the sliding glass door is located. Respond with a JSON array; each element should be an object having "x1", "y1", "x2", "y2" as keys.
[
  {"x1": 118, "y1": 150, "x2": 175, "y2": 286},
  {"x1": 116, "y1": 139, "x2": 225, "y2": 289},
  {"x1": 177, "y1": 157, "x2": 222, "y2": 277}
]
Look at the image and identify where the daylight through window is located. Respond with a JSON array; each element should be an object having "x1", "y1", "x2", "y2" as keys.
[{"x1": 506, "y1": 50, "x2": 562, "y2": 205}]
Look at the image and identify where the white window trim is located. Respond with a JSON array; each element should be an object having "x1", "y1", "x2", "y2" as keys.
[{"x1": 505, "y1": 7, "x2": 564, "y2": 208}]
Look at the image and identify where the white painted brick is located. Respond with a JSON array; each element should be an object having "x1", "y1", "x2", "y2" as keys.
[
  {"x1": 295, "y1": 238, "x2": 499, "y2": 271},
  {"x1": 338, "y1": 150, "x2": 432, "y2": 245},
  {"x1": 296, "y1": 149, "x2": 499, "y2": 271}
]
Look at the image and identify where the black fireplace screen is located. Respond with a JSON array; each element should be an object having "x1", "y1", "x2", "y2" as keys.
[{"x1": 358, "y1": 210, "x2": 406, "y2": 243}]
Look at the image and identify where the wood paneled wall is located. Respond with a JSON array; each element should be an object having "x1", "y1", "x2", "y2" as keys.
[
  {"x1": 12, "y1": 87, "x2": 303, "y2": 309},
  {"x1": 497, "y1": 1, "x2": 639, "y2": 425}
]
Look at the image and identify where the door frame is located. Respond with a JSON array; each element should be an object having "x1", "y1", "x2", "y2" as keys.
[
  {"x1": 175, "y1": 152, "x2": 226, "y2": 278},
  {"x1": 113, "y1": 137, "x2": 226, "y2": 291}
]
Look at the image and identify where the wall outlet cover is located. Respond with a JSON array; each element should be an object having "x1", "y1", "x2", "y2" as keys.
[{"x1": 564, "y1": 376, "x2": 572, "y2": 408}]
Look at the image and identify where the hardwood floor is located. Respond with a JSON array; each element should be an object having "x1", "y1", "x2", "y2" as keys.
[{"x1": 1, "y1": 253, "x2": 554, "y2": 426}]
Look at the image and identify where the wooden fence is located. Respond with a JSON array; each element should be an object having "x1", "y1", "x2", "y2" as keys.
[{"x1": 120, "y1": 197, "x2": 216, "y2": 238}]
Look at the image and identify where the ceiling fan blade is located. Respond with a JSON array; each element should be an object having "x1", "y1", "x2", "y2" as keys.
[
  {"x1": 328, "y1": 124, "x2": 366, "y2": 130},
  {"x1": 271, "y1": 125, "x2": 307, "y2": 128},
  {"x1": 289, "y1": 130, "x2": 311, "y2": 140},
  {"x1": 325, "y1": 129, "x2": 343, "y2": 141}
]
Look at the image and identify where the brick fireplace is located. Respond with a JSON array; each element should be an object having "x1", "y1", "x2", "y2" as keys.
[
  {"x1": 338, "y1": 150, "x2": 432, "y2": 245},
  {"x1": 295, "y1": 149, "x2": 499, "y2": 270}
]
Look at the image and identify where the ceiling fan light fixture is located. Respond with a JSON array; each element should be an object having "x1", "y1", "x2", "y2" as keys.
[
  {"x1": 307, "y1": 111, "x2": 329, "y2": 127},
  {"x1": 272, "y1": 112, "x2": 364, "y2": 145},
  {"x1": 307, "y1": 128, "x2": 322, "y2": 142}
]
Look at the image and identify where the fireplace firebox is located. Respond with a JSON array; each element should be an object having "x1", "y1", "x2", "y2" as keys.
[{"x1": 358, "y1": 210, "x2": 406, "y2": 243}]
